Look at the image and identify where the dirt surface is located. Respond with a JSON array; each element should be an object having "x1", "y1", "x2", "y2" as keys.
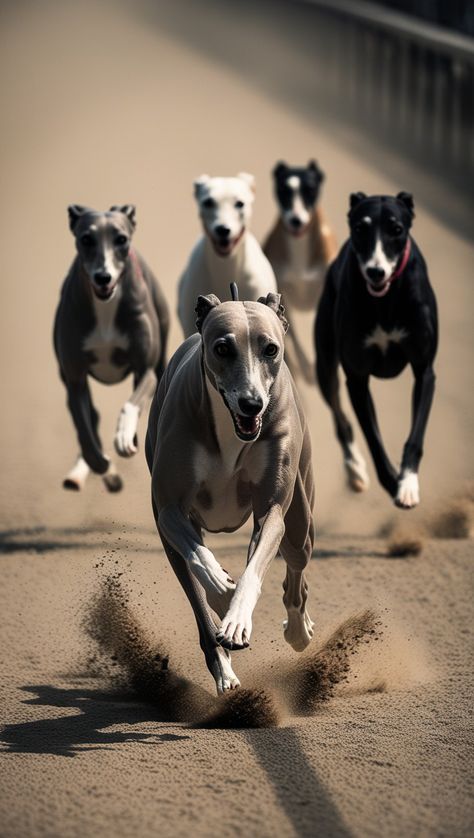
[{"x1": 0, "y1": 1, "x2": 473, "y2": 836}]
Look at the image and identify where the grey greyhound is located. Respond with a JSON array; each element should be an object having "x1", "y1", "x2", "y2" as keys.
[
  {"x1": 145, "y1": 285, "x2": 315, "y2": 693},
  {"x1": 54, "y1": 204, "x2": 169, "y2": 491}
]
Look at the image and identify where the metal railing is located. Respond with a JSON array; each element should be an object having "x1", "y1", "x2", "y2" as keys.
[{"x1": 294, "y1": 0, "x2": 474, "y2": 194}]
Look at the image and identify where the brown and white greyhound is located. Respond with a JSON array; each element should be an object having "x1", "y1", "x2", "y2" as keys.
[
  {"x1": 263, "y1": 161, "x2": 337, "y2": 384},
  {"x1": 54, "y1": 204, "x2": 169, "y2": 492},
  {"x1": 145, "y1": 285, "x2": 315, "y2": 693}
]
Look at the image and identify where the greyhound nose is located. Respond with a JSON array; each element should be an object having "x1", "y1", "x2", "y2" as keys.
[
  {"x1": 238, "y1": 395, "x2": 263, "y2": 416},
  {"x1": 215, "y1": 225, "x2": 231, "y2": 240},
  {"x1": 366, "y1": 267, "x2": 386, "y2": 282},
  {"x1": 94, "y1": 270, "x2": 112, "y2": 286},
  {"x1": 289, "y1": 216, "x2": 302, "y2": 229}
]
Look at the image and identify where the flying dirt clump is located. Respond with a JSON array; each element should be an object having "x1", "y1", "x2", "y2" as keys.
[
  {"x1": 196, "y1": 688, "x2": 280, "y2": 729},
  {"x1": 84, "y1": 574, "x2": 211, "y2": 723},
  {"x1": 281, "y1": 609, "x2": 383, "y2": 713},
  {"x1": 428, "y1": 498, "x2": 473, "y2": 539},
  {"x1": 386, "y1": 526, "x2": 425, "y2": 557}
]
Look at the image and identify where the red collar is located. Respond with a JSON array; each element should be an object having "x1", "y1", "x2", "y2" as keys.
[{"x1": 390, "y1": 238, "x2": 411, "y2": 282}]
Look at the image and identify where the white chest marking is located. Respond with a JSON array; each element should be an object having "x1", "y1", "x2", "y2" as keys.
[
  {"x1": 83, "y1": 287, "x2": 129, "y2": 382},
  {"x1": 364, "y1": 325, "x2": 408, "y2": 355}
]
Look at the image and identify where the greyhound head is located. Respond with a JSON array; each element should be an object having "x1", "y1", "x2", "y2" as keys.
[
  {"x1": 193, "y1": 173, "x2": 255, "y2": 257},
  {"x1": 348, "y1": 192, "x2": 414, "y2": 297},
  {"x1": 68, "y1": 204, "x2": 136, "y2": 301},
  {"x1": 196, "y1": 292, "x2": 288, "y2": 442},
  {"x1": 272, "y1": 160, "x2": 324, "y2": 236}
]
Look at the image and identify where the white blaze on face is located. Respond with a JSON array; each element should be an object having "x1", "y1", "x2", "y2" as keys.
[
  {"x1": 283, "y1": 175, "x2": 311, "y2": 229},
  {"x1": 360, "y1": 231, "x2": 398, "y2": 282}
]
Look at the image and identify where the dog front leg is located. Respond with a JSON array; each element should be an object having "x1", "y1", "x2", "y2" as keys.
[
  {"x1": 158, "y1": 504, "x2": 236, "y2": 597},
  {"x1": 114, "y1": 368, "x2": 157, "y2": 457},
  {"x1": 396, "y1": 365, "x2": 436, "y2": 509},
  {"x1": 346, "y1": 375, "x2": 398, "y2": 498},
  {"x1": 159, "y1": 530, "x2": 240, "y2": 694},
  {"x1": 67, "y1": 380, "x2": 110, "y2": 475},
  {"x1": 217, "y1": 505, "x2": 285, "y2": 650}
]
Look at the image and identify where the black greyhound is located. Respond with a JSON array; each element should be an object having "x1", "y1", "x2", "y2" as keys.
[{"x1": 315, "y1": 191, "x2": 437, "y2": 508}]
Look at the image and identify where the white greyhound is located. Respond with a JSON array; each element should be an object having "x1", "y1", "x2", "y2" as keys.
[{"x1": 177, "y1": 173, "x2": 277, "y2": 336}]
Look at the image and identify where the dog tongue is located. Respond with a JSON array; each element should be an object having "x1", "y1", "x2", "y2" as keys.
[{"x1": 239, "y1": 415, "x2": 258, "y2": 435}]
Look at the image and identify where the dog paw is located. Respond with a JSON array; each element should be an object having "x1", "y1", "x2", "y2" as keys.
[
  {"x1": 395, "y1": 471, "x2": 419, "y2": 509},
  {"x1": 217, "y1": 604, "x2": 253, "y2": 651},
  {"x1": 114, "y1": 402, "x2": 139, "y2": 457},
  {"x1": 210, "y1": 648, "x2": 240, "y2": 694},
  {"x1": 344, "y1": 444, "x2": 370, "y2": 492},
  {"x1": 283, "y1": 609, "x2": 314, "y2": 652},
  {"x1": 63, "y1": 456, "x2": 89, "y2": 491},
  {"x1": 102, "y1": 462, "x2": 123, "y2": 493},
  {"x1": 189, "y1": 548, "x2": 236, "y2": 597}
]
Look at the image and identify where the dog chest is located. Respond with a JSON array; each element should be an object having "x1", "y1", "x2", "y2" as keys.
[
  {"x1": 364, "y1": 324, "x2": 409, "y2": 355},
  {"x1": 83, "y1": 291, "x2": 130, "y2": 383}
]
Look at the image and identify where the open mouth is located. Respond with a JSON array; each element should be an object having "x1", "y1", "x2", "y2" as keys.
[
  {"x1": 287, "y1": 221, "x2": 310, "y2": 238},
  {"x1": 211, "y1": 227, "x2": 245, "y2": 257},
  {"x1": 219, "y1": 390, "x2": 263, "y2": 441},
  {"x1": 93, "y1": 284, "x2": 116, "y2": 301},
  {"x1": 232, "y1": 412, "x2": 262, "y2": 441},
  {"x1": 366, "y1": 279, "x2": 391, "y2": 298}
]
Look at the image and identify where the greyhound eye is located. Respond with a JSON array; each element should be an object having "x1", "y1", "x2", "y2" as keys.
[
  {"x1": 389, "y1": 222, "x2": 404, "y2": 236},
  {"x1": 235, "y1": 200, "x2": 244, "y2": 209},
  {"x1": 115, "y1": 234, "x2": 128, "y2": 246},
  {"x1": 202, "y1": 198, "x2": 216, "y2": 210},
  {"x1": 353, "y1": 222, "x2": 367, "y2": 236},
  {"x1": 264, "y1": 343, "x2": 278, "y2": 358},
  {"x1": 80, "y1": 233, "x2": 94, "y2": 247},
  {"x1": 214, "y1": 342, "x2": 230, "y2": 358}
]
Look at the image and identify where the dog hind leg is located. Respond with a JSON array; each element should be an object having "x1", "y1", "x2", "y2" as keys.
[
  {"x1": 280, "y1": 467, "x2": 315, "y2": 652},
  {"x1": 63, "y1": 455, "x2": 90, "y2": 490},
  {"x1": 315, "y1": 299, "x2": 369, "y2": 492}
]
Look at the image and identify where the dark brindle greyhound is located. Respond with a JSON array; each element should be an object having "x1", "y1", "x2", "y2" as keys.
[
  {"x1": 146, "y1": 286, "x2": 315, "y2": 693},
  {"x1": 54, "y1": 204, "x2": 169, "y2": 492},
  {"x1": 315, "y1": 191, "x2": 437, "y2": 508}
]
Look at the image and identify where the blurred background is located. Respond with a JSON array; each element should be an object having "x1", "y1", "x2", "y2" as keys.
[{"x1": 0, "y1": 0, "x2": 472, "y2": 536}]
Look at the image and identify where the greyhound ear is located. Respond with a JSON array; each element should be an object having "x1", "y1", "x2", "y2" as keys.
[
  {"x1": 273, "y1": 161, "x2": 288, "y2": 179},
  {"x1": 68, "y1": 204, "x2": 87, "y2": 232},
  {"x1": 195, "y1": 294, "x2": 221, "y2": 333},
  {"x1": 349, "y1": 192, "x2": 367, "y2": 210},
  {"x1": 308, "y1": 159, "x2": 325, "y2": 183},
  {"x1": 257, "y1": 292, "x2": 289, "y2": 333},
  {"x1": 110, "y1": 204, "x2": 136, "y2": 228},
  {"x1": 237, "y1": 172, "x2": 256, "y2": 193},
  {"x1": 396, "y1": 191, "x2": 415, "y2": 219},
  {"x1": 194, "y1": 175, "x2": 211, "y2": 198}
]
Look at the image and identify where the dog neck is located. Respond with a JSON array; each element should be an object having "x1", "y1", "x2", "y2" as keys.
[{"x1": 203, "y1": 230, "x2": 247, "y2": 279}]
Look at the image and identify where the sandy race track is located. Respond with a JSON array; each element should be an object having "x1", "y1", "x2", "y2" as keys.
[{"x1": 0, "y1": 1, "x2": 473, "y2": 836}]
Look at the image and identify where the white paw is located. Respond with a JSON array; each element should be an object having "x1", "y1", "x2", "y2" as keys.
[
  {"x1": 102, "y1": 460, "x2": 123, "y2": 493},
  {"x1": 395, "y1": 470, "x2": 420, "y2": 509},
  {"x1": 114, "y1": 402, "x2": 139, "y2": 457},
  {"x1": 217, "y1": 597, "x2": 255, "y2": 650},
  {"x1": 211, "y1": 648, "x2": 240, "y2": 694},
  {"x1": 63, "y1": 456, "x2": 89, "y2": 491},
  {"x1": 344, "y1": 443, "x2": 370, "y2": 492},
  {"x1": 283, "y1": 609, "x2": 314, "y2": 652},
  {"x1": 189, "y1": 547, "x2": 236, "y2": 597}
]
